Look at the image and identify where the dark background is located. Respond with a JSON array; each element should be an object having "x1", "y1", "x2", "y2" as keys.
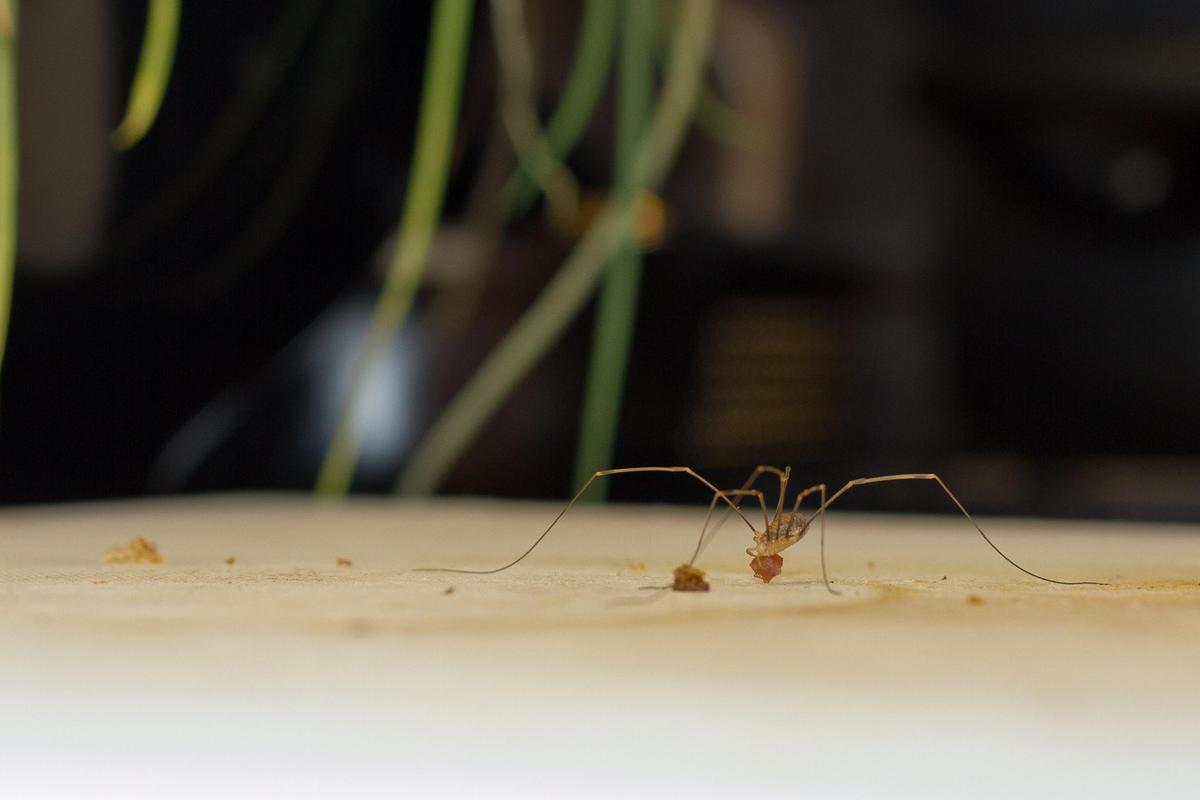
[{"x1": 5, "y1": 0, "x2": 1200, "y2": 520}]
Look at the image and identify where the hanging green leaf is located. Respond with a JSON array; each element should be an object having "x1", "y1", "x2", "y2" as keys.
[
  {"x1": 316, "y1": 0, "x2": 476, "y2": 497},
  {"x1": 499, "y1": 0, "x2": 617, "y2": 219},
  {"x1": 0, "y1": 0, "x2": 17, "y2": 383},
  {"x1": 114, "y1": 0, "x2": 321, "y2": 253},
  {"x1": 572, "y1": 0, "x2": 656, "y2": 497},
  {"x1": 398, "y1": 0, "x2": 717, "y2": 496},
  {"x1": 112, "y1": 0, "x2": 181, "y2": 150},
  {"x1": 490, "y1": 0, "x2": 579, "y2": 230}
]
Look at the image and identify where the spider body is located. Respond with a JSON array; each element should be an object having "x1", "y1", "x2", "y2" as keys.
[{"x1": 749, "y1": 511, "x2": 810, "y2": 558}]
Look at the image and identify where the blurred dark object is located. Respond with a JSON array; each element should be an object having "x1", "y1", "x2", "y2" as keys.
[
  {"x1": 1, "y1": 1, "x2": 425, "y2": 501},
  {"x1": 4, "y1": 0, "x2": 1200, "y2": 524}
]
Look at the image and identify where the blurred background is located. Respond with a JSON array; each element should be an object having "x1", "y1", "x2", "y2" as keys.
[{"x1": 4, "y1": 0, "x2": 1200, "y2": 520}]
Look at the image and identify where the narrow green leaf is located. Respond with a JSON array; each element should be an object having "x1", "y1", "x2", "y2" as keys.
[
  {"x1": 498, "y1": 0, "x2": 617, "y2": 219},
  {"x1": 316, "y1": 0, "x2": 476, "y2": 497},
  {"x1": 0, "y1": 1, "x2": 14, "y2": 40},
  {"x1": 114, "y1": 0, "x2": 321, "y2": 252},
  {"x1": 0, "y1": 0, "x2": 17, "y2": 382},
  {"x1": 398, "y1": 0, "x2": 717, "y2": 496},
  {"x1": 572, "y1": 0, "x2": 656, "y2": 498},
  {"x1": 490, "y1": 0, "x2": 578, "y2": 228},
  {"x1": 112, "y1": 0, "x2": 181, "y2": 150}
]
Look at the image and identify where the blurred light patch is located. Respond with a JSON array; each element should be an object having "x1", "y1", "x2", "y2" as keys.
[{"x1": 305, "y1": 298, "x2": 419, "y2": 473}]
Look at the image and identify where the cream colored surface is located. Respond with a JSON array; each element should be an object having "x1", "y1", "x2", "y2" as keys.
[{"x1": 1, "y1": 495, "x2": 1198, "y2": 797}]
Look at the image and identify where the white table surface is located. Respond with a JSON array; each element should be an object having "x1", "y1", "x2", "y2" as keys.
[{"x1": 1, "y1": 495, "x2": 1198, "y2": 798}]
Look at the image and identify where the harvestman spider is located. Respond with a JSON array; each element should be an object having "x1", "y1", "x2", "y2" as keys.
[{"x1": 422, "y1": 466, "x2": 1106, "y2": 593}]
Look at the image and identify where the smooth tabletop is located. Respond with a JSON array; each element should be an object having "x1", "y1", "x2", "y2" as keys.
[{"x1": 2, "y1": 495, "x2": 1198, "y2": 797}]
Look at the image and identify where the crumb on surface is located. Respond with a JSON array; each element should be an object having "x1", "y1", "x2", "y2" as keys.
[
  {"x1": 225, "y1": 556, "x2": 236, "y2": 565},
  {"x1": 626, "y1": 562, "x2": 646, "y2": 572},
  {"x1": 866, "y1": 560, "x2": 876, "y2": 569},
  {"x1": 443, "y1": 585, "x2": 455, "y2": 596},
  {"x1": 672, "y1": 564, "x2": 710, "y2": 592},
  {"x1": 336, "y1": 557, "x2": 352, "y2": 567},
  {"x1": 967, "y1": 594, "x2": 984, "y2": 605},
  {"x1": 91, "y1": 579, "x2": 107, "y2": 585},
  {"x1": 103, "y1": 536, "x2": 163, "y2": 565}
]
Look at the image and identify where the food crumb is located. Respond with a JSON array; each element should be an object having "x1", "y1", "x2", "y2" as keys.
[
  {"x1": 103, "y1": 536, "x2": 163, "y2": 565},
  {"x1": 336, "y1": 556, "x2": 352, "y2": 567},
  {"x1": 91, "y1": 579, "x2": 107, "y2": 585},
  {"x1": 443, "y1": 585, "x2": 455, "y2": 596},
  {"x1": 626, "y1": 562, "x2": 646, "y2": 572},
  {"x1": 866, "y1": 560, "x2": 876, "y2": 569},
  {"x1": 672, "y1": 563, "x2": 710, "y2": 592},
  {"x1": 224, "y1": 556, "x2": 236, "y2": 565},
  {"x1": 966, "y1": 594, "x2": 984, "y2": 605}
]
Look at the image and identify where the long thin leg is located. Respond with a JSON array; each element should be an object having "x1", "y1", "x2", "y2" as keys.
[
  {"x1": 789, "y1": 483, "x2": 826, "y2": 515},
  {"x1": 687, "y1": 488, "x2": 770, "y2": 566},
  {"x1": 737, "y1": 465, "x2": 789, "y2": 501},
  {"x1": 775, "y1": 466, "x2": 791, "y2": 518},
  {"x1": 788, "y1": 483, "x2": 830, "y2": 592},
  {"x1": 416, "y1": 466, "x2": 758, "y2": 575},
  {"x1": 687, "y1": 464, "x2": 789, "y2": 564},
  {"x1": 816, "y1": 484, "x2": 829, "y2": 593},
  {"x1": 809, "y1": 473, "x2": 1108, "y2": 592},
  {"x1": 697, "y1": 464, "x2": 786, "y2": 540}
]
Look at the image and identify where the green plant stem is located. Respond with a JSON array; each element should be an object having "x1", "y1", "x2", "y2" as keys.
[
  {"x1": 695, "y1": 84, "x2": 773, "y2": 152},
  {"x1": 114, "y1": 0, "x2": 320, "y2": 253},
  {"x1": 490, "y1": 0, "x2": 577, "y2": 230},
  {"x1": 0, "y1": 2, "x2": 12, "y2": 39},
  {"x1": 0, "y1": 0, "x2": 16, "y2": 384},
  {"x1": 315, "y1": 0, "x2": 475, "y2": 498},
  {"x1": 432, "y1": 0, "x2": 616, "y2": 338},
  {"x1": 571, "y1": 0, "x2": 655, "y2": 498},
  {"x1": 112, "y1": 0, "x2": 181, "y2": 150},
  {"x1": 398, "y1": 0, "x2": 716, "y2": 496},
  {"x1": 498, "y1": 0, "x2": 617, "y2": 219}
]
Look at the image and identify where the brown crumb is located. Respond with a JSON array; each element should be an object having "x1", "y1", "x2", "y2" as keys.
[
  {"x1": 866, "y1": 560, "x2": 876, "y2": 569},
  {"x1": 91, "y1": 579, "x2": 107, "y2": 585},
  {"x1": 966, "y1": 594, "x2": 984, "y2": 605},
  {"x1": 103, "y1": 536, "x2": 163, "y2": 565},
  {"x1": 443, "y1": 585, "x2": 455, "y2": 596},
  {"x1": 672, "y1": 563, "x2": 710, "y2": 592},
  {"x1": 626, "y1": 562, "x2": 646, "y2": 572},
  {"x1": 336, "y1": 556, "x2": 352, "y2": 567},
  {"x1": 224, "y1": 556, "x2": 236, "y2": 565}
]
